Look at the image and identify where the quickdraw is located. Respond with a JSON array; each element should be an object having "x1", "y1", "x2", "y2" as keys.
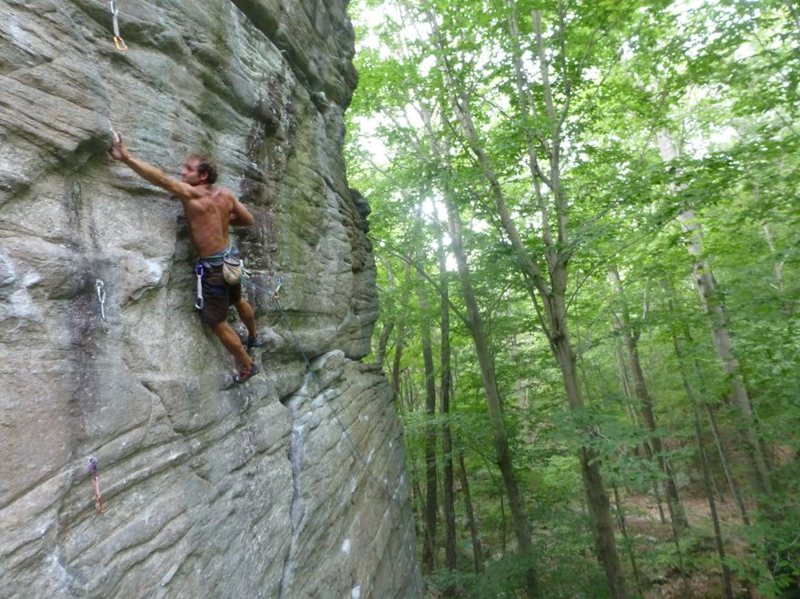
[
  {"x1": 109, "y1": 0, "x2": 128, "y2": 51},
  {"x1": 95, "y1": 279, "x2": 107, "y2": 321},
  {"x1": 88, "y1": 457, "x2": 105, "y2": 514},
  {"x1": 194, "y1": 264, "x2": 204, "y2": 309}
]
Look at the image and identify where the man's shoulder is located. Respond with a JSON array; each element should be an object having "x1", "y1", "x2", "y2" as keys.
[{"x1": 211, "y1": 186, "x2": 236, "y2": 200}]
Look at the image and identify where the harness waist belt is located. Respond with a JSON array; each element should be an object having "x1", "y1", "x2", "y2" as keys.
[
  {"x1": 199, "y1": 245, "x2": 234, "y2": 269},
  {"x1": 199, "y1": 257, "x2": 224, "y2": 268},
  {"x1": 199, "y1": 245, "x2": 233, "y2": 261}
]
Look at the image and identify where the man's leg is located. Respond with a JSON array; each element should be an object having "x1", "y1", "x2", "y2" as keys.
[
  {"x1": 233, "y1": 297, "x2": 257, "y2": 340},
  {"x1": 200, "y1": 269, "x2": 257, "y2": 382},
  {"x1": 210, "y1": 320, "x2": 252, "y2": 369}
]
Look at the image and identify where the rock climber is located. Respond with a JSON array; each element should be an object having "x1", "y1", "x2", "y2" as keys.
[{"x1": 109, "y1": 134, "x2": 263, "y2": 384}]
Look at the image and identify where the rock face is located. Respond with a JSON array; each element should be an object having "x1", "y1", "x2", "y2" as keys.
[{"x1": 0, "y1": 1, "x2": 421, "y2": 597}]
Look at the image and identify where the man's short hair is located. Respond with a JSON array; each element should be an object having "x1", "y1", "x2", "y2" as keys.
[{"x1": 187, "y1": 153, "x2": 218, "y2": 184}]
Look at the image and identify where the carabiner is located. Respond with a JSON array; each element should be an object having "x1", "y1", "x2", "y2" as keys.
[
  {"x1": 194, "y1": 265, "x2": 204, "y2": 310},
  {"x1": 109, "y1": 0, "x2": 128, "y2": 51}
]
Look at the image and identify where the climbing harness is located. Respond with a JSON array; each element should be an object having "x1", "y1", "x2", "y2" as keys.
[
  {"x1": 194, "y1": 246, "x2": 245, "y2": 309},
  {"x1": 109, "y1": 0, "x2": 128, "y2": 51},
  {"x1": 194, "y1": 264, "x2": 204, "y2": 310},
  {"x1": 95, "y1": 279, "x2": 107, "y2": 321},
  {"x1": 87, "y1": 457, "x2": 105, "y2": 514}
]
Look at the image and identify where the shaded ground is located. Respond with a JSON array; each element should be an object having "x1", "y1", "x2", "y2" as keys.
[{"x1": 622, "y1": 494, "x2": 761, "y2": 598}]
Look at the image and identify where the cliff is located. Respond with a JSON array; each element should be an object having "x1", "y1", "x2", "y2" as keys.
[{"x1": 0, "y1": 0, "x2": 420, "y2": 596}]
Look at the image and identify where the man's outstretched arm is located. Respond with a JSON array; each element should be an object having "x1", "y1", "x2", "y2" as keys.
[
  {"x1": 109, "y1": 134, "x2": 196, "y2": 200},
  {"x1": 229, "y1": 195, "x2": 256, "y2": 226}
]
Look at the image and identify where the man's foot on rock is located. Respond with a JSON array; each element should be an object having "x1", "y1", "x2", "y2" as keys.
[
  {"x1": 247, "y1": 333, "x2": 266, "y2": 353},
  {"x1": 232, "y1": 361, "x2": 260, "y2": 385}
]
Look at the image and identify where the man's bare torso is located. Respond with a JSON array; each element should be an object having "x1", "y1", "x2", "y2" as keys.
[
  {"x1": 107, "y1": 140, "x2": 255, "y2": 257},
  {"x1": 183, "y1": 187, "x2": 235, "y2": 257}
]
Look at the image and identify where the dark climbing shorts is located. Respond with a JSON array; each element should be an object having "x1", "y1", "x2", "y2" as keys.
[{"x1": 198, "y1": 263, "x2": 242, "y2": 325}]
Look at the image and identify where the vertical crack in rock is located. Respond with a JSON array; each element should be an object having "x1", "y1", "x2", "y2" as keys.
[{"x1": 279, "y1": 405, "x2": 305, "y2": 598}]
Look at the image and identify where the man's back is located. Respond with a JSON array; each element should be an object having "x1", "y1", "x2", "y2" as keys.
[
  {"x1": 182, "y1": 187, "x2": 236, "y2": 257},
  {"x1": 107, "y1": 142, "x2": 255, "y2": 257}
]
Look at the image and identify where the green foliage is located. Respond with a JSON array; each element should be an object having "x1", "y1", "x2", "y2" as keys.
[
  {"x1": 637, "y1": 526, "x2": 721, "y2": 584},
  {"x1": 424, "y1": 553, "x2": 537, "y2": 599},
  {"x1": 347, "y1": 0, "x2": 800, "y2": 594}
]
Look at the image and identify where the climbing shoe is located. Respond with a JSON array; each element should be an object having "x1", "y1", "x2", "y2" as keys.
[
  {"x1": 232, "y1": 361, "x2": 260, "y2": 385},
  {"x1": 247, "y1": 333, "x2": 266, "y2": 352}
]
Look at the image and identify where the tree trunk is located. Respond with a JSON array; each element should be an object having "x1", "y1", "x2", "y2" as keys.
[
  {"x1": 445, "y1": 192, "x2": 538, "y2": 595},
  {"x1": 427, "y1": 3, "x2": 621, "y2": 592},
  {"x1": 608, "y1": 266, "x2": 687, "y2": 529},
  {"x1": 458, "y1": 448, "x2": 484, "y2": 574},
  {"x1": 417, "y1": 271, "x2": 439, "y2": 574},
  {"x1": 678, "y1": 210, "x2": 773, "y2": 498},
  {"x1": 373, "y1": 321, "x2": 394, "y2": 369},
  {"x1": 553, "y1": 333, "x2": 627, "y2": 599},
  {"x1": 658, "y1": 133, "x2": 772, "y2": 499},
  {"x1": 762, "y1": 222, "x2": 794, "y2": 317},
  {"x1": 390, "y1": 262, "x2": 414, "y2": 397},
  {"x1": 662, "y1": 277, "x2": 749, "y2": 523},
  {"x1": 705, "y1": 403, "x2": 751, "y2": 525},
  {"x1": 668, "y1": 301, "x2": 735, "y2": 598},
  {"x1": 435, "y1": 210, "x2": 458, "y2": 586},
  {"x1": 375, "y1": 261, "x2": 398, "y2": 370},
  {"x1": 408, "y1": 449, "x2": 424, "y2": 546},
  {"x1": 612, "y1": 483, "x2": 643, "y2": 595},
  {"x1": 414, "y1": 56, "x2": 537, "y2": 591},
  {"x1": 693, "y1": 397, "x2": 736, "y2": 598}
]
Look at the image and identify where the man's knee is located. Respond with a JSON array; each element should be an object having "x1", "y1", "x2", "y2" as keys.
[
  {"x1": 235, "y1": 298, "x2": 254, "y2": 315},
  {"x1": 210, "y1": 318, "x2": 237, "y2": 334}
]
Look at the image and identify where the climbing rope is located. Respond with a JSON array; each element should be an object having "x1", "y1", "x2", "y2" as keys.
[
  {"x1": 242, "y1": 273, "x2": 413, "y2": 590},
  {"x1": 95, "y1": 279, "x2": 107, "y2": 321},
  {"x1": 241, "y1": 271, "x2": 282, "y2": 300},
  {"x1": 108, "y1": 0, "x2": 128, "y2": 51},
  {"x1": 87, "y1": 457, "x2": 105, "y2": 514}
]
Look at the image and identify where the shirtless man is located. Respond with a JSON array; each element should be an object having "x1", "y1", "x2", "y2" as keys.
[{"x1": 110, "y1": 134, "x2": 261, "y2": 384}]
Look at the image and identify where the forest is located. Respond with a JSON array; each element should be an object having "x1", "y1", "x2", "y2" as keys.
[{"x1": 343, "y1": 0, "x2": 799, "y2": 597}]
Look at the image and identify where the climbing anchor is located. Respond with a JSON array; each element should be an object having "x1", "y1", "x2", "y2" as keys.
[
  {"x1": 88, "y1": 457, "x2": 105, "y2": 514},
  {"x1": 271, "y1": 275, "x2": 283, "y2": 298},
  {"x1": 109, "y1": 0, "x2": 128, "y2": 51}
]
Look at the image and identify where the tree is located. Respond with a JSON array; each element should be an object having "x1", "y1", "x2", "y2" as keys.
[{"x1": 346, "y1": 0, "x2": 800, "y2": 594}]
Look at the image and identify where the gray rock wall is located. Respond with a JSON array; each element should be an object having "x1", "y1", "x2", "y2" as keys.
[{"x1": 0, "y1": 1, "x2": 421, "y2": 596}]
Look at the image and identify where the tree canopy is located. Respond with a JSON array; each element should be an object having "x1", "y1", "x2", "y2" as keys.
[{"x1": 345, "y1": 0, "x2": 799, "y2": 596}]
